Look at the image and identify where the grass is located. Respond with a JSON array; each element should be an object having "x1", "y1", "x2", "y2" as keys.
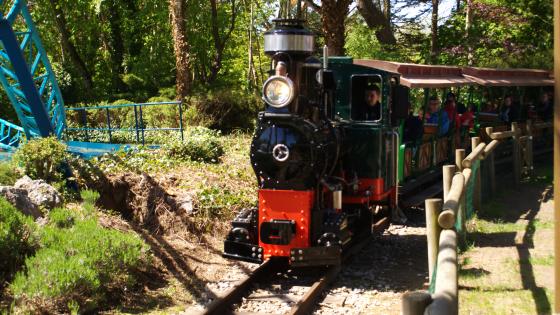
[
  {"x1": 459, "y1": 164, "x2": 554, "y2": 315},
  {"x1": 504, "y1": 255, "x2": 555, "y2": 268},
  {"x1": 467, "y1": 214, "x2": 524, "y2": 234},
  {"x1": 460, "y1": 287, "x2": 553, "y2": 315}
]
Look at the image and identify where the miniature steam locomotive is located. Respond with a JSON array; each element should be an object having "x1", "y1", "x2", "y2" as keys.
[{"x1": 223, "y1": 17, "x2": 410, "y2": 267}]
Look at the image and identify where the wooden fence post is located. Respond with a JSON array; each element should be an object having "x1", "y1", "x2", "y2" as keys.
[
  {"x1": 455, "y1": 149, "x2": 465, "y2": 172},
  {"x1": 425, "y1": 229, "x2": 458, "y2": 315},
  {"x1": 471, "y1": 137, "x2": 481, "y2": 212},
  {"x1": 426, "y1": 199, "x2": 442, "y2": 283},
  {"x1": 455, "y1": 149, "x2": 467, "y2": 242},
  {"x1": 443, "y1": 165, "x2": 456, "y2": 201},
  {"x1": 402, "y1": 291, "x2": 432, "y2": 315},
  {"x1": 512, "y1": 122, "x2": 521, "y2": 186}
]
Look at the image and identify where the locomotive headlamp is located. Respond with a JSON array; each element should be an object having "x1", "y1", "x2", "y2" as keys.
[{"x1": 263, "y1": 75, "x2": 295, "y2": 108}]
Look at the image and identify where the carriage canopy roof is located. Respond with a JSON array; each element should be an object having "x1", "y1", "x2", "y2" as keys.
[
  {"x1": 353, "y1": 59, "x2": 554, "y2": 88},
  {"x1": 462, "y1": 67, "x2": 554, "y2": 87},
  {"x1": 354, "y1": 59, "x2": 472, "y2": 88}
]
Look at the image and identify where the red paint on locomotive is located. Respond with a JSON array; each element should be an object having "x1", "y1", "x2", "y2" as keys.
[
  {"x1": 342, "y1": 178, "x2": 393, "y2": 204},
  {"x1": 258, "y1": 189, "x2": 314, "y2": 259}
]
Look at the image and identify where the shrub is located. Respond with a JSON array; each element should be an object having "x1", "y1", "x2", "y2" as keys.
[
  {"x1": 187, "y1": 89, "x2": 260, "y2": 133},
  {"x1": 13, "y1": 137, "x2": 67, "y2": 182},
  {"x1": 0, "y1": 162, "x2": 18, "y2": 185},
  {"x1": 48, "y1": 207, "x2": 76, "y2": 229},
  {"x1": 10, "y1": 191, "x2": 148, "y2": 312},
  {"x1": 0, "y1": 198, "x2": 36, "y2": 285},
  {"x1": 165, "y1": 127, "x2": 224, "y2": 163}
]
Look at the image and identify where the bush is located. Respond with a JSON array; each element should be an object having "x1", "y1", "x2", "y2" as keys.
[
  {"x1": 0, "y1": 162, "x2": 18, "y2": 185},
  {"x1": 187, "y1": 89, "x2": 260, "y2": 133},
  {"x1": 0, "y1": 198, "x2": 36, "y2": 285},
  {"x1": 48, "y1": 207, "x2": 76, "y2": 229},
  {"x1": 10, "y1": 191, "x2": 148, "y2": 313},
  {"x1": 165, "y1": 127, "x2": 224, "y2": 163},
  {"x1": 13, "y1": 137, "x2": 67, "y2": 182}
]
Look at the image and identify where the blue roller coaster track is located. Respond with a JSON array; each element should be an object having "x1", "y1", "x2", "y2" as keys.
[{"x1": 0, "y1": 0, "x2": 65, "y2": 147}]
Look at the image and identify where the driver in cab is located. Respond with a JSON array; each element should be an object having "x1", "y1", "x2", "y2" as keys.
[{"x1": 363, "y1": 86, "x2": 381, "y2": 121}]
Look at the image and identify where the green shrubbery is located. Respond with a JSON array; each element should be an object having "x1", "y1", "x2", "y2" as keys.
[
  {"x1": 0, "y1": 198, "x2": 37, "y2": 286},
  {"x1": 186, "y1": 89, "x2": 260, "y2": 133},
  {"x1": 13, "y1": 137, "x2": 67, "y2": 183},
  {"x1": 9, "y1": 191, "x2": 149, "y2": 313},
  {"x1": 0, "y1": 162, "x2": 18, "y2": 185},
  {"x1": 166, "y1": 127, "x2": 224, "y2": 163}
]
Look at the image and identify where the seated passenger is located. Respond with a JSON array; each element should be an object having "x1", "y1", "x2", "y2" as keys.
[
  {"x1": 447, "y1": 92, "x2": 466, "y2": 114},
  {"x1": 482, "y1": 101, "x2": 498, "y2": 113},
  {"x1": 460, "y1": 104, "x2": 475, "y2": 130},
  {"x1": 403, "y1": 109, "x2": 423, "y2": 143},
  {"x1": 426, "y1": 97, "x2": 450, "y2": 136},
  {"x1": 443, "y1": 99, "x2": 460, "y2": 130},
  {"x1": 363, "y1": 86, "x2": 381, "y2": 121},
  {"x1": 537, "y1": 92, "x2": 553, "y2": 121},
  {"x1": 499, "y1": 95, "x2": 519, "y2": 123}
]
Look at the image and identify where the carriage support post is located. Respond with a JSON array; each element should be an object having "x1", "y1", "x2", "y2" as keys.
[
  {"x1": 512, "y1": 122, "x2": 521, "y2": 186},
  {"x1": 526, "y1": 120, "x2": 534, "y2": 176}
]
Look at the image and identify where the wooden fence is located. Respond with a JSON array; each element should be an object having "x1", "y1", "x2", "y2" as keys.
[{"x1": 402, "y1": 121, "x2": 552, "y2": 315}]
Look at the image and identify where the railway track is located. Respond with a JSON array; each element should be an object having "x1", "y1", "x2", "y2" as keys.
[{"x1": 201, "y1": 218, "x2": 390, "y2": 315}]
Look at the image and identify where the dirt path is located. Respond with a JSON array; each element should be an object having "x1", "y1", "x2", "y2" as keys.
[{"x1": 459, "y1": 166, "x2": 554, "y2": 315}]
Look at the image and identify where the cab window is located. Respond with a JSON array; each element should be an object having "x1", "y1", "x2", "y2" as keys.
[{"x1": 351, "y1": 75, "x2": 383, "y2": 122}]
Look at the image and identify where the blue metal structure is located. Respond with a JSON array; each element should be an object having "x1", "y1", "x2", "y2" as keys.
[
  {"x1": 0, "y1": 0, "x2": 180, "y2": 158},
  {"x1": 0, "y1": 0, "x2": 65, "y2": 139},
  {"x1": 66, "y1": 101, "x2": 184, "y2": 145},
  {"x1": 0, "y1": 116, "x2": 24, "y2": 149}
]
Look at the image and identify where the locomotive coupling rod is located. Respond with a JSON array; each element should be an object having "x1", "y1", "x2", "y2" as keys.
[{"x1": 438, "y1": 174, "x2": 465, "y2": 229}]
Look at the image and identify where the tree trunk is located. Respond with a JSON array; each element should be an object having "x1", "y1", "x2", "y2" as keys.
[
  {"x1": 169, "y1": 0, "x2": 192, "y2": 100},
  {"x1": 47, "y1": 0, "x2": 94, "y2": 97},
  {"x1": 356, "y1": 0, "x2": 396, "y2": 45},
  {"x1": 465, "y1": 0, "x2": 473, "y2": 65},
  {"x1": 247, "y1": 0, "x2": 257, "y2": 92},
  {"x1": 383, "y1": 0, "x2": 391, "y2": 21},
  {"x1": 207, "y1": 0, "x2": 237, "y2": 84},
  {"x1": 321, "y1": 0, "x2": 351, "y2": 56},
  {"x1": 430, "y1": 0, "x2": 439, "y2": 63},
  {"x1": 104, "y1": 0, "x2": 126, "y2": 92}
]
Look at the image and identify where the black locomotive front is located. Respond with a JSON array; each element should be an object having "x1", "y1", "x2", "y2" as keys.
[{"x1": 224, "y1": 17, "x2": 350, "y2": 265}]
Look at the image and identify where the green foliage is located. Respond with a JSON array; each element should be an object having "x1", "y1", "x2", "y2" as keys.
[
  {"x1": 186, "y1": 89, "x2": 260, "y2": 132},
  {"x1": 0, "y1": 198, "x2": 37, "y2": 285},
  {"x1": 0, "y1": 162, "x2": 19, "y2": 186},
  {"x1": 48, "y1": 207, "x2": 76, "y2": 229},
  {"x1": 438, "y1": 0, "x2": 552, "y2": 68},
  {"x1": 93, "y1": 146, "x2": 175, "y2": 174},
  {"x1": 165, "y1": 127, "x2": 225, "y2": 163},
  {"x1": 13, "y1": 137, "x2": 67, "y2": 183},
  {"x1": 10, "y1": 190, "x2": 148, "y2": 313}
]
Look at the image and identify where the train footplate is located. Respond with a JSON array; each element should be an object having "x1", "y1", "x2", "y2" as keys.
[
  {"x1": 290, "y1": 247, "x2": 341, "y2": 267},
  {"x1": 223, "y1": 240, "x2": 264, "y2": 264}
]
